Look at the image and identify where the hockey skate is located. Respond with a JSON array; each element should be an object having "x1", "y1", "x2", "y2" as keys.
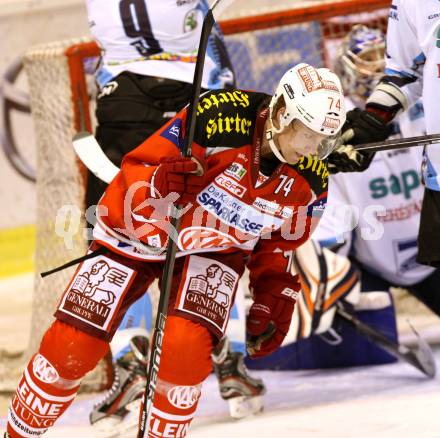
[
  {"x1": 212, "y1": 337, "x2": 266, "y2": 419},
  {"x1": 90, "y1": 335, "x2": 149, "y2": 437}
]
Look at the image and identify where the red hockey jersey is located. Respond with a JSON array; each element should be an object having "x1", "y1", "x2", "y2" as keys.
[{"x1": 94, "y1": 89, "x2": 329, "y2": 293}]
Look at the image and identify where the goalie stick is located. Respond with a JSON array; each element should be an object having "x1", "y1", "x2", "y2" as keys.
[{"x1": 336, "y1": 303, "x2": 436, "y2": 378}]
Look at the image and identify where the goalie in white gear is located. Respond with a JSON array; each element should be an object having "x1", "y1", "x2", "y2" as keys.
[
  {"x1": 328, "y1": 1, "x2": 440, "y2": 268},
  {"x1": 300, "y1": 25, "x2": 439, "y2": 366},
  {"x1": 248, "y1": 26, "x2": 438, "y2": 372},
  {"x1": 316, "y1": 24, "x2": 440, "y2": 309}
]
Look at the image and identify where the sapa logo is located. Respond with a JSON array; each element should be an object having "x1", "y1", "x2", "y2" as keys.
[
  {"x1": 167, "y1": 385, "x2": 200, "y2": 409},
  {"x1": 33, "y1": 354, "x2": 59, "y2": 384}
]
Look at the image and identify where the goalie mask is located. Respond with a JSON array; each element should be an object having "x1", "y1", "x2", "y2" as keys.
[
  {"x1": 335, "y1": 24, "x2": 385, "y2": 104},
  {"x1": 267, "y1": 63, "x2": 346, "y2": 162}
]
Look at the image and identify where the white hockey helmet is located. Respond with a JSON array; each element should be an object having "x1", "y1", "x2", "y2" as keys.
[
  {"x1": 267, "y1": 63, "x2": 346, "y2": 161},
  {"x1": 335, "y1": 24, "x2": 385, "y2": 102}
]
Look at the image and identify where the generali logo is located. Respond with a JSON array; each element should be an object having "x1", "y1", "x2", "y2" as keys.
[
  {"x1": 32, "y1": 354, "x2": 59, "y2": 384},
  {"x1": 167, "y1": 385, "x2": 201, "y2": 409}
]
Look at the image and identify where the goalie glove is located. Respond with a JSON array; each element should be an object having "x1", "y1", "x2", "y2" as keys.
[
  {"x1": 246, "y1": 278, "x2": 301, "y2": 358},
  {"x1": 327, "y1": 108, "x2": 392, "y2": 173}
]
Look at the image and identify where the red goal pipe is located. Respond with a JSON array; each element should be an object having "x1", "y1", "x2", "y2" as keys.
[
  {"x1": 219, "y1": 0, "x2": 392, "y2": 35},
  {"x1": 65, "y1": 41, "x2": 101, "y2": 200}
]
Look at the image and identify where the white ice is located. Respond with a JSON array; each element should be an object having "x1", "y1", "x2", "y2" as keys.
[{"x1": 2, "y1": 351, "x2": 440, "y2": 438}]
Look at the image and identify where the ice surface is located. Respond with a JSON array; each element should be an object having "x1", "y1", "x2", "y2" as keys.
[{"x1": 2, "y1": 350, "x2": 439, "y2": 438}]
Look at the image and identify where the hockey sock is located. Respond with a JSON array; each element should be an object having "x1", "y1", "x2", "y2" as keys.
[
  {"x1": 7, "y1": 354, "x2": 80, "y2": 437},
  {"x1": 7, "y1": 320, "x2": 109, "y2": 437},
  {"x1": 140, "y1": 316, "x2": 213, "y2": 437}
]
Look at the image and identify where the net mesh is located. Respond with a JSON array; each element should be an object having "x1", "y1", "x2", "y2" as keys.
[
  {"x1": 225, "y1": 10, "x2": 388, "y2": 94},
  {"x1": 5, "y1": 1, "x2": 424, "y2": 393},
  {"x1": 24, "y1": 38, "x2": 89, "y2": 355},
  {"x1": 0, "y1": 38, "x2": 110, "y2": 393}
]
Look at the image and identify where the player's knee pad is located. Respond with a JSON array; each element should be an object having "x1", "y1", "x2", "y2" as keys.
[
  {"x1": 148, "y1": 316, "x2": 214, "y2": 437},
  {"x1": 39, "y1": 319, "x2": 109, "y2": 381},
  {"x1": 158, "y1": 315, "x2": 213, "y2": 384}
]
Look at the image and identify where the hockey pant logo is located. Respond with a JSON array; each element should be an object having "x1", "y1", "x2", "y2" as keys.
[
  {"x1": 175, "y1": 254, "x2": 240, "y2": 336},
  {"x1": 57, "y1": 255, "x2": 136, "y2": 335}
]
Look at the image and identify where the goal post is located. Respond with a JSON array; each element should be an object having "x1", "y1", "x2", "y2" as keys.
[
  {"x1": 219, "y1": 0, "x2": 391, "y2": 33},
  {"x1": 2, "y1": 0, "x2": 400, "y2": 392}
]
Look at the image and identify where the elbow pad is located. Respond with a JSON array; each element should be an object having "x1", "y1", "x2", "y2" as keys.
[{"x1": 366, "y1": 78, "x2": 410, "y2": 122}]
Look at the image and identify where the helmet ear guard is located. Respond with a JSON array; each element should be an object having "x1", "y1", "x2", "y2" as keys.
[{"x1": 266, "y1": 63, "x2": 346, "y2": 161}]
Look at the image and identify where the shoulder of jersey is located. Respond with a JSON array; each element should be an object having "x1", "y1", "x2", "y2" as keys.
[
  {"x1": 290, "y1": 157, "x2": 329, "y2": 196},
  {"x1": 194, "y1": 89, "x2": 270, "y2": 148}
]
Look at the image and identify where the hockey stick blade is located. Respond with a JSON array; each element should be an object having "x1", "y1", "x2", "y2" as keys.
[
  {"x1": 72, "y1": 131, "x2": 119, "y2": 183},
  {"x1": 336, "y1": 304, "x2": 436, "y2": 378},
  {"x1": 354, "y1": 134, "x2": 440, "y2": 152},
  {"x1": 405, "y1": 320, "x2": 437, "y2": 379}
]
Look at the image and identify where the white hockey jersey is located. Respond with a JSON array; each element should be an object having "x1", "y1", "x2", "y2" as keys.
[
  {"x1": 86, "y1": 0, "x2": 234, "y2": 89},
  {"x1": 313, "y1": 99, "x2": 435, "y2": 286},
  {"x1": 384, "y1": 0, "x2": 440, "y2": 190}
]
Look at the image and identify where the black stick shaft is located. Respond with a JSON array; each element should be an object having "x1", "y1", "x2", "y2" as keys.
[
  {"x1": 354, "y1": 134, "x2": 440, "y2": 152},
  {"x1": 336, "y1": 306, "x2": 434, "y2": 377},
  {"x1": 137, "y1": 10, "x2": 216, "y2": 438}
]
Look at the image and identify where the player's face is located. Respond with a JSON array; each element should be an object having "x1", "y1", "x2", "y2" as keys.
[{"x1": 275, "y1": 116, "x2": 326, "y2": 163}]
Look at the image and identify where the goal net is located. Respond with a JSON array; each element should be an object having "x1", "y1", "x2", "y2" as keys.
[{"x1": 4, "y1": 0, "x2": 417, "y2": 392}]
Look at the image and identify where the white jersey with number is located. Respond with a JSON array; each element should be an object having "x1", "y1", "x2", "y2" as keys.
[
  {"x1": 313, "y1": 99, "x2": 435, "y2": 286},
  {"x1": 384, "y1": 0, "x2": 440, "y2": 190},
  {"x1": 86, "y1": 0, "x2": 234, "y2": 89}
]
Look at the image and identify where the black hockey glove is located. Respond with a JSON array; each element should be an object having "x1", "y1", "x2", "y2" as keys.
[{"x1": 327, "y1": 108, "x2": 392, "y2": 173}]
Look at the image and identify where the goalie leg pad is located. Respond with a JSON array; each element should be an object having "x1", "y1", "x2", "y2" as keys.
[
  {"x1": 292, "y1": 240, "x2": 361, "y2": 341},
  {"x1": 7, "y1": 320, "x2": 109, "y2": 437}
]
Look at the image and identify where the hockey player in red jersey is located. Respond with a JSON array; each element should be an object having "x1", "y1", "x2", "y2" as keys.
[{"x1": 5, "y1": 63, "x2": 345, "y2": 437}]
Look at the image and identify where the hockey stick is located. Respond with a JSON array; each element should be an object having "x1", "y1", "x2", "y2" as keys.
[
  {"x1": 74, "y1": 132, "x2": 440, "y2": 184},
  {"x1": 354, "y1": 133, "x2": 440, "y2": 152},
  {"x1": 336, "y1": 303, "x2": 436, "y2": 378},
  {"x1": 137, "y1": 1, "x2": 232, "y2": 436},
  {"x1": 73, "y1": 131, "x2": 119, "y2": 183}
]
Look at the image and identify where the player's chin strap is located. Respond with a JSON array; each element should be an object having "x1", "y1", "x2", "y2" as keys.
[{"x1": 265, "y1": 119, "x2": 287, "y2": 163}]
